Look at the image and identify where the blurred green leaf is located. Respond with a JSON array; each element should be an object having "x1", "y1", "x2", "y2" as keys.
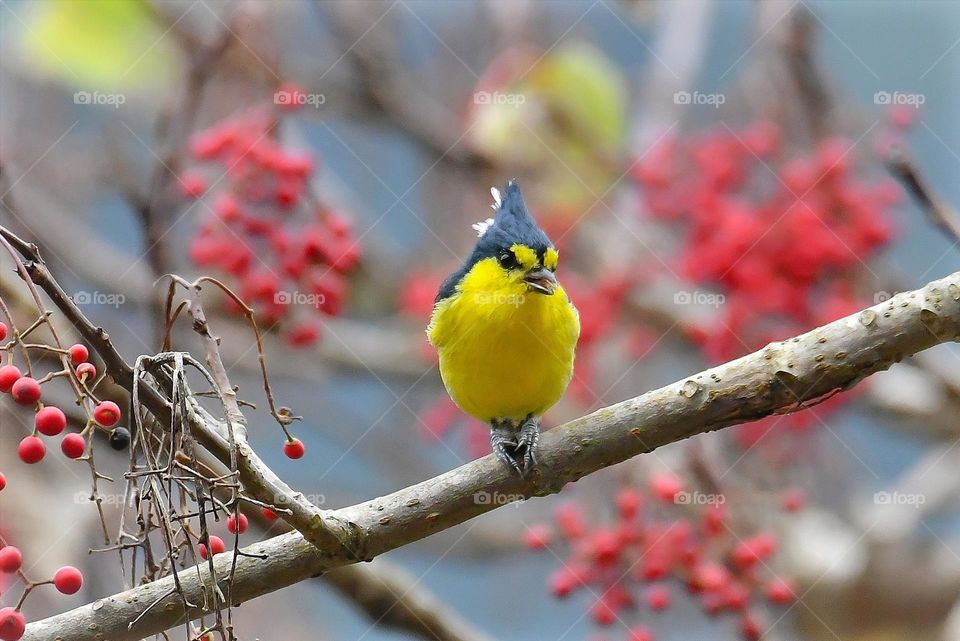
[{"x1": 467, "y1": 42, "x2": 626, "y2": 214}]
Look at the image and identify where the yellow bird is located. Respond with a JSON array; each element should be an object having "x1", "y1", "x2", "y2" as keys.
[{"x1": 427, "y1": 181, "x2": 580, "y2": 475}]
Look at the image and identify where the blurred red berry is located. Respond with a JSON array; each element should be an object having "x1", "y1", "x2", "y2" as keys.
[
  {"x1": 523, "y1": 524, "x2": 552, "y2": 550},
  {"x1": 649, "y1": 472, "x2": 684, "y2": 503},
  {"x1": 781, "y1": 487, "x2": 807, "y2": 512},
  {"x1": 627, "y1": 626, "x2": 654, "y2": 641},
  {"x1": 261, "y1": 507, "x2": 279, "y2": 521},
  {"x1": 740, "y1": 612, "x2": 763, "y2": 641},
  {"x1": 765, "y1": 577, "x2": 796, "y2": 604},
  {"x1": 179, "y1": 171, "x2": 206, "y2": 198},
  {"x1": 646, "y1": 584, "x2": 671, "y2": 611},
  {"x1": 0, "y1": 323, "x2": 7, "y2": 342},
  {"x1": 615, "y1": 487, "x2": 643, "y2": 520},
  {"x1": 590, "y1": 598, "x2": 618, "y2": 626}
]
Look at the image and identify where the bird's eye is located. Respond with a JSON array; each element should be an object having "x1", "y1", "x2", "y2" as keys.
[{"x1": 497, "y1": 251, "x2": 518, "y2": 269}]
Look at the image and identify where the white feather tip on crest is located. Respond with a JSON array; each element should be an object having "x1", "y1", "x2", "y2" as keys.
[
  {"x1": 472, "y1": 217, "x2": 495, "y2": 238},
  {"x1": 490, "y1": 187, "x2": 502, "y2": 210}
]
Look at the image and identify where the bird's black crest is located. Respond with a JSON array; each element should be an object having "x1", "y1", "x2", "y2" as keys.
[{"x1": 436, "y1": 180, "x2": 553, "y2": 303}]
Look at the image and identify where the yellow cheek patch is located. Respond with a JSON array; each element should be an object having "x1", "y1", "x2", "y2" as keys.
[
  {"x1": 544, "y1": 248, "x2": 559, "y2": 270},
  {"x1": 510, "y1": 244, "x2": 538, "y2": 270}
]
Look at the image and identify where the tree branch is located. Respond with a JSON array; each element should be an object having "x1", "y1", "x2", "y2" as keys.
[{"x1": 21, "y1": 268, "x2": 960, "y2": 640}]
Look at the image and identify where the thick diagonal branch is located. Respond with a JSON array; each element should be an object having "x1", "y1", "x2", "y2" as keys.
[{"x1": 21, "y1": 269, "x2": 960, "y2": 640}]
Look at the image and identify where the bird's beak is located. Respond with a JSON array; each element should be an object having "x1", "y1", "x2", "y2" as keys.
[{"x1": 524, "y1": 267, "x2": 557, "y2": 295}]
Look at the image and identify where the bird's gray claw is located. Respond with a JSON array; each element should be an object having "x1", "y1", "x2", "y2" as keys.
[
  {"x1": 491, "y1": 427, "x2": 523, "y2": 475},
  {"x1": 516, "y1": 419, "x2": 540, "y2": 477}
]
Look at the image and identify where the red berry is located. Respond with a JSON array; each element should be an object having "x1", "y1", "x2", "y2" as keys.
[
  {"x1": 199, "y1": 535, "x2": 225, "y2": 560},
  {"x1": 0, "y1": 547, "x2": 22, "y2": 573},
  {"x1": 61, "y1": 433, "x2": 86, "y2": 459},
  {"x1": 53, "y1": 566, "x2": 83, "y2": 594},
  {"x1": 75, "y1": 362, "x2": 97, "y2": 382},
  {"x1": 522, "y1": 524, "x2": 552, "y2": 550},
  {"x1": 227, "y1": 513, "x2": 249, "y2": 534},
  {"x1": 283, "y1": 438, "x2": 305, "y2": 459},
  {"x1": 261, "y1": 507, "x2": 278, "y2": 521},
  {"x1": 0, "y1": 607, "x2": 25, "y2": 641},
  {"x1": 0, "y1": 473, "x2": 6, "y2": 491},
  {"x1": 17, "y1": 436, "x2": 45, "y2": 464},
  {"x1": 10, "y1": 377, "x2": 41, "y2": 405},
  {"x1": 93, "y1": 401, "x2": 121, "y2": 427},
  {"x1": 0, "y1": 323, "x2": 7, "y2": 342},
  {"x1": 67, "y1": 344, "x2": 89, "y2": 365},
  {"x1": 646, "y1": 585, "x2": 671, "y2": 611},
  {"x1": 0, "y1": 365, "x2": 20, "y2": 392},
  {"x1": 35, "y1": 406, "x2": 67, "y2": 436}
]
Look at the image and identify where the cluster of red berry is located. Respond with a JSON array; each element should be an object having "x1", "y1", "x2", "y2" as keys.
[
  {"x1": 0, "y1": 542, "x2": 82, "y2": 640},
  {"x1": 525, "y1": 473, "x2": 806, "y2": 641},
  {"x1": 0, "y1": 326, "x2": 127, "y2": 466},
  {"x1": 631, "y1": 119, "x2": 901, "y2": 363},
  {"x1": 184, "y1": 91, "x2": 361, "y2": 346}
]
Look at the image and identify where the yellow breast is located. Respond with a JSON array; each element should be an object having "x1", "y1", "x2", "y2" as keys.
[{"x1": 427, "y1": 260, "x2": 580, "y2": 423}]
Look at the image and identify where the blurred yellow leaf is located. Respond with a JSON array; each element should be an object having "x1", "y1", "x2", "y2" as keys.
[{"x1": 17, "y1": 0, "x2": 180, "y2": 93}]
